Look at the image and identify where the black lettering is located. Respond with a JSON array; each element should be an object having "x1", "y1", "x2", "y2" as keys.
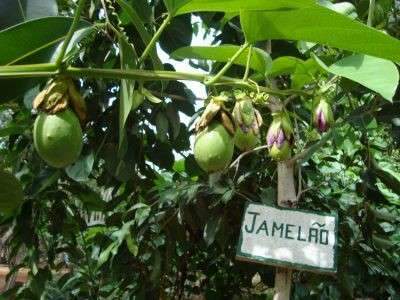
[
  {"x1": 272, "y1": 222, "x2": 284, "y2": 238},
  {"x1": 285, "y1": 224, "x2": 295, "y2": 239},
  {"x1": 245, "y1": 211, "x2": 260, "y2": 233},
  {"x1": 308, "y1": 228, "x2": 318, "y2": 243},
  {"x1": 256, "y1": 220, "x2": 269, "y2": 236},
  {"x1": 319, "y1": 229, "x2": 329, "y2": 245},
  {"x1": 297, "y1": 226, "x2": 306, "y2": 241}
]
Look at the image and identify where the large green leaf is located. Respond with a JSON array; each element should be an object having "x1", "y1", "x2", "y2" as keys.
[
  {"x1": 0, "y1": 17, "x2": 88, "y2": 65},
  {"x1": 240, "y1": 6, "x2": 400, "y2": 62},
  {"x1": 118, "y1": 38, "x2": 137, "y2": 156},
  {"x1": 314, "y1": 54, "x2": 399, "y2": 101},
  {"x1": 173, "y1": 0, "x2": 314, "y2": 15},
  {"x1": 270, "y1": 56, "x2": 307, "y2": 77},
  {"x1": 0, "y1": 17, "x2": 90, "y2": 102},
  {"x1": 0, "y1": 0, "x2": 58, "y2": 30},
  {"x1": 0, "y1": 169, "x2": 24, "y2": 217},
  {"x1": 172, "y1": 45, "x2": 272, "y2": 77}
]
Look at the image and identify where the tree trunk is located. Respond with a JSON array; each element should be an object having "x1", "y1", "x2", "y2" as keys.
[{"x1": 273, "y1": 161, "x2": 297, "y2": 300}]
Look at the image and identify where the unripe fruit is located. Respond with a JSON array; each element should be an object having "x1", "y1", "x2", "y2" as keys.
[
  {"x1": 232, "y1": 95, "x2": 262, "y2": 151},
  {"x1": 194, "y1": 122, "x2": 234, "y2": 173},
  {"x1": 234, "y1": 128, "x2": 260, "y2": 151},
  {"x1": 33, "y1": 109, "x2": 83, "y2": 168}
]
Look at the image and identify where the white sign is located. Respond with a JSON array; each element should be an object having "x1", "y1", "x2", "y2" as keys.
[{"x1": 236, "y1": 203, "x2": 338, "y2": 273}]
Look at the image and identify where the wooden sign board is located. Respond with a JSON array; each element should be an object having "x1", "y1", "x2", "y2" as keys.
[{"x1": 236, "y1": 203, "x2": 338, "y2": 273}]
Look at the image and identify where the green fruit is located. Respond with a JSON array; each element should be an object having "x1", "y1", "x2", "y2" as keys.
[
  {"x1": 194, "y1": 122, "x2": 234, "y2": 173},
  {"x1": 33, "y1": 109, "x2": 83, "y2": 168},
  {"x1": 234, "y1": 128, "x2": 260, "y2": 151},
  {"x1": 269, "y1": 141, "x2": 291, "y2": 161}
]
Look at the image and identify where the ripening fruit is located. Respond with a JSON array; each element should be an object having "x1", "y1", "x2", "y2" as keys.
[
  {"x1": 33, "y1": 109, "x2": 83, "y2": 168},
  {"x1": 194, "y1": 122, "x2": 234, "y2": 173},
  {"x1": 313, "y1": 99, "x2": 334, "y2": 132},
  {"x1": 266, "y1": 113, "x2": 293, "y2": 161}
]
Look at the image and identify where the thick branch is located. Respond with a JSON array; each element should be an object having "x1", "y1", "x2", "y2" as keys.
[{"x1": 0, "y1": 65, "x2": 309, "y2": 97}]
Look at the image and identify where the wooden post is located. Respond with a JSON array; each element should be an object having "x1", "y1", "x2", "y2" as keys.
[{"x1": 273, "y1": 161, "x2": 297, "y2": 300}]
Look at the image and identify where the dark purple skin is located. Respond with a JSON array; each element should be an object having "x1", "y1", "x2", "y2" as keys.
[{"x1": 316, "y1": 109, "x2": 328, "y2": 132}]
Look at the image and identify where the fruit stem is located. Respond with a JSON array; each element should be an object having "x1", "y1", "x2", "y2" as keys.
[
  {"x1": 205, "y1": 42, "x2": 250, "y2": 86},
  {"x1": 138, "y1": 13, "x2": 172, "y2": 65},
  {"x1": 55, "y1": 0, "x2": 87, "y2": 67},
  {"x1": 243, "y1": 44, "x2": 253, "y2": 81}
]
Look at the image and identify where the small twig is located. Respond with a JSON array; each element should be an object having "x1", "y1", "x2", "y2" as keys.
[
  {"x1": 229, "y1": 145, "x2": 269, "y2": 180},
  {"x1": 205, "y1": 42, "x2": 250, "y2": 85},
  {"x1": 55, "y1": 0, "x2": 87, "y2": 67},
  {"x1": 138, "y1": 14, "x2": 172, "y2": 65},
  {"x1": 283, "y1": 94, "x2": 298, "y2": 107},
  {"x1": 230, "y1": 145, "x2": 269, "y2": 170},
  {"x1": 296, "y1": 183, "x2": 324, "y2": 201}
]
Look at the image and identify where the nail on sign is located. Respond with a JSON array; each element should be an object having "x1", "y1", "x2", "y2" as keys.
[{"x1": 236, "y1": 203, "x2": 338, "y2": 273}]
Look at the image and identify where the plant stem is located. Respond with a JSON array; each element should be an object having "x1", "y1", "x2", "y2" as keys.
[
  {"x1": 55, "y1": 0, "x2": 87, "y2": 66},
  {"x1": 0, "y1": 65, "x2": 309, "y2": 96},
  {"x1": 367, "y1": 0, "x2": 375, "y2": 27},
  {"x1": 243, "y1": 44, "x2": 253, "y2": 81},
  {"x1": 205, "y1": 42, "x2": 250, "y2": 85},
  {"x1": 138, "y1": 14, "x2": 172, "y2": 65}
]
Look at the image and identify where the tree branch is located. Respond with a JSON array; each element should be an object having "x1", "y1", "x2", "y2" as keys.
[{"x1": 0, "y1": 65, "x2": 310, "y2": 96}]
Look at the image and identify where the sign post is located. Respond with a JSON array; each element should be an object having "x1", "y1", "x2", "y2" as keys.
[
  {"x1": 236, "y1": 202, "x2": 338, "y2": 273},
  {"x1": 236, "y1": 162, "x2": 338, "y2": 299}
]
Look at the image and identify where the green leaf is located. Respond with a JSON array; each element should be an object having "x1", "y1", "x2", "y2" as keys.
[
  {"x1": 318, "y1": 0, "x2": 357, "y2": 19},
  {"x1": 172, "y1": 45, "x2": 272, "y2": 77},
  {"x1": 270, "y1": 56, "x2": 307, "y2": 77},
  {"x1": 314, "y1": 54, "x2": 399, "y2": 101},
  {"x1": 125, "y1": 233, "x2": 139, "y2": 256},
  {"x1": 372, "y1": 159, "x2": 400, "y2": 197},
  {"x1": 133, "y1": 203, "x2": 151, "y2": 226},
  {"x1": 0, "y1": 169, "x2": 24, "y2": 217},
  {"x1": 115, "y1": 0, "x2": 163, "y2": 69},
  {"x1": 65, "y1": 152, "x2": 95, "y2": 182},
  {"x1": 203, "y1": 214, "x2": 222, "y2": 247},
  {"x1": 240, "y1": 5, "x2": 400, "y2": 62},
  {"x1": 118, "y1": 37, "x2": 137, "y2": 154},
  {"x1": 163, "y1": 0, "x2": 192, "y2": 14},
  {"x1": 0, "y1": 17, "x2": 89, "y2": 102},
  {"x1": 98, "y1": 242, "x2": 118, "y2": 268},
  {"x1": 0, "y1": 17, "x2": 89, "y2": 65},
  {"x1": 0, "y1": 0, "x2": 58, "y2": 30},
  {"x1": 155, "y1": 112, "x2": 169, "y2": 143},
  {"x1": 174, "y1": 0, "x2": 314, "y2": 15},
  {"x1": 166, "y1": 103, "x2": 180, "y2": 140}
]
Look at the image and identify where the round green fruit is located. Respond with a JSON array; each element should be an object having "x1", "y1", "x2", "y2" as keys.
[
  {"x1": 234, "y1": 128, "x2": 260, "y2": 151},
  {"x1": 33, "y1": 109, "x2": 83, "y2": 168},
  {"x1": 194, "y1": 122, "x2": 234, "y2": 173}
]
